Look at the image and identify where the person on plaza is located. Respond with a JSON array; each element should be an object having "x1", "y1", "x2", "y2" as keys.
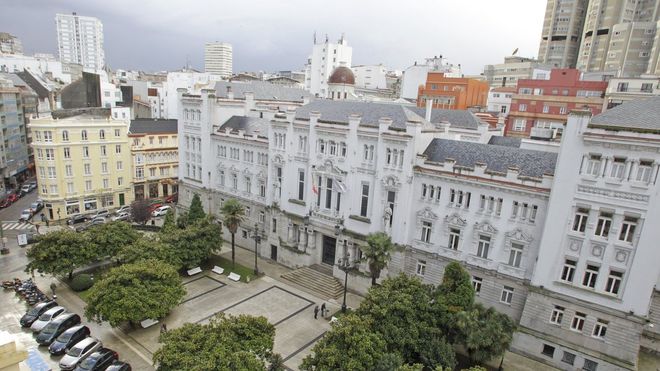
[
  {"x1": 160, "y1": 323, "x2": 167, "y2": 334},
  {"x1": 314, "y1": 305, "x2": 319, "y2": 319},
  {"x1": 40, "y1": 213, "x2": 49, "y2": 227},
  {"x1": 321, "y1": 303, "x2": 327, "y2": 317}
]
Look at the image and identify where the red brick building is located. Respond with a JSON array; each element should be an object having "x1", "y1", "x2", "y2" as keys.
[
  {"x1": 417, "y1": 72, "x2": 489, "y2": 110},
  {"x1": 505, "y1": 69, "x2": 607, "y2": 140}
]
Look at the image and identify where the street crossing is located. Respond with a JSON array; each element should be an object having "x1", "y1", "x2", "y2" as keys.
[{"x1": 1, "y1": 221, "x2": 35, "y2": 231}]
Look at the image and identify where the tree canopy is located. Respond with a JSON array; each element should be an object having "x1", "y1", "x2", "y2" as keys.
[
  {"x1": 153, "y1": 313, "x2": 275, "y2": 371},
  {"x1": 220, "y1": 199, "x2": 244, "y2": 234},
  {"x1": 86, "y1": 221, "x2": 141, "y2": 259},
  {"x1": 437, "y1": 261, "x2": 475, "y2": 313},
  {"x1": 362, "y1": 232, "x2": 394, "y2": 286},
  {"x1": 131, "y1": 199, "x2": 151, "y2": 224},
  {"x1": 455, "y1": 304, "x2": 515, "y2": 364},
  {"x1": 161, "y1": 216, "x2": 222, "y2": 269},
  {"x1": 26, "y1": 229, "x2": 94, "y2": 279},
  {"x1": 187, "y1": 194, "x2": 206, "y2": 224},
  {"x1": 117, "y1": 236, "x2": 181, "y2": 268},
  {"x1": 84, "y1": 259, "x2": 185, "y2": 327}
]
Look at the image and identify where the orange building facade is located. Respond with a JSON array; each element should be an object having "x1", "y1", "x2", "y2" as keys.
[{"x1": 416, "y1": 72, "x2": 489, "y2": 110}]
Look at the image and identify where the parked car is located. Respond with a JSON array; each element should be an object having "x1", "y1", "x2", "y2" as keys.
[
  {"x1": 20, "y1": 301, "x2": 58, "y2": 327},
  {"x1": 30, "y1": 200, "x2": 44, "y2": 213},
  {"x1": 165, "y1": 193, "x2": 178, "y2": 203},
  {"x1": 19, "y1": 209, "x2": 33, "y2": 222},
  {"x1": 116, "y1": 205, "x2": 131, "y2": 214},
  {"x1": 28, "y1": 181, "x2": 37, "y2": 191},
  {"x1": 75, "y1": 217, "x2": 106, "y2": 232},
  {"x1": 59, "y1": 337, "x2": 103, "y2": 371},
  {"x1": 48, "y1": 325, "x2": 90, "y2": 355},
  {"x1": 67, "y1": 215, "x2": 90, "y2": 225},
  {"x1": 147, "y1": 202, "x2": 163, "y2": 213},
  {"x1": 151, "y1": 205, "x2": 171, "y2": 217},
  {"x1": 74, "y1": 348, "x2": 119, "y2": 371},
  {"x1": 20, "y1": 184, "x2": 31, "y2": 193},
  {"x1": 35, "y1": 313, "x2": 81, "y2": 346},
  {"x1": 92, "y1": 210, "x2": 110, "y2": 219},
  {"x1": 105, "y1": 361, "x2": 132, "y2": 371},
  {"x1": 0, "y1": 199, "x2": 10, "y2": 209},
  {"x1": 111, "y1": 212, "x2": 130, "y2": 222},
  {"x1": 30, "y1": 306, "x2": 66, "y2": 332},
  {"x1": 5, "y1": 193, "x2": 18, "y2": 203}
]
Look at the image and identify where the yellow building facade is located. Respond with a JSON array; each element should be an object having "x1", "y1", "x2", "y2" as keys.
[
  {"x1": 128, "y1": 119, "x2": 178, "y2": 200},
  {"x1": 30, "y1": 108, "x2": 133, "y2": 221}
]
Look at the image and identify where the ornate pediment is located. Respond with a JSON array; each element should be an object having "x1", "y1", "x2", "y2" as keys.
[
  {"x1": 444, "y1": 213, "x2": 467, "y2": 227},
  {"x1": 315, "y1": 159, "x2": 346, "y2": 176},
  {"x1": 417, "y1": 207, "x2": 438, "y2": 220},
  {"x1": 242, "y1": 167, "x2": 252, "y2": 175},
  {"x1": 474, "y1": 221, "x2": 498, "y2": 234},
  {"x1": 256, "y1": 170, "x2": 266, "y2": 180},
  {"x1": 216, "y1": 162, "x2": 226, "y2": 171},
  {"x1": 272, "y1": 154, "x2": 284, "y2": 165},
  {"x1": 228, "y1": 165, "x2": 238, "y2": 173},
  {"x1": 505, "y1": 228, "x2": 533, "y2": 243},
  {"x1": 381, "y1": 175, "x2": 401, "y2": 190}
]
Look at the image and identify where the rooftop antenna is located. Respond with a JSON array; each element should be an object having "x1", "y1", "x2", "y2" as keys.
[
  {"x1": 313, "y1": 31, "x2": 317, "y2": 44},
  {"x1": 512, "y1": 48, "x2": 519, "y2": 56}
]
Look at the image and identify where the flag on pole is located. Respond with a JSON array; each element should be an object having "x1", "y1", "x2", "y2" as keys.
[{"x1": 312, "y1": 176, "x2": 318, "y2": 195}]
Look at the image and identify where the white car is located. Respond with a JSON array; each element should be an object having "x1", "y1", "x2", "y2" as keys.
[
  {"x1": 116, "y1": 205, "x2": 131, "y2": 213},
  {"x1": 59, "y1": 337, "x2": 102, "y2": 370},
  {"x1": 19, "y1": 209, "x2": 33, "y2": 222},
  {"x1": 151, "y1": 205, "x2": 171, "y2": 217},
  {"x1": 112, "y1": 211, "x2": 130, "y2": 222},
  {"x1": 30, "y1": 306, "x2": 66, "y2": 332}
]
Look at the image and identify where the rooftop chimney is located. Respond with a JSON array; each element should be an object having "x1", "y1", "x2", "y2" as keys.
[{"x1": 425, "y1": 99, "x2": 433, "y2": 122}]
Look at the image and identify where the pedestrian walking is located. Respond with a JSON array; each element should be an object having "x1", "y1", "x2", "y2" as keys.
[
  {"x1": 314, "y1": 305, "x2": 319, "y2": 319},
  {"x1": 160, "y1": 323, "x2": 167, "y2": 334},
  {"x1": 321, "y1": 303, "x2": 327, "y2": 317}
]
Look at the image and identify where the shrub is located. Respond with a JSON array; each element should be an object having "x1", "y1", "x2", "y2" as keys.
[{"x1": 70, "y1": 274, "x2": 94, "y2": 292}]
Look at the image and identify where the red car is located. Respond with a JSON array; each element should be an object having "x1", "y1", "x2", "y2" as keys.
[
  {"x1": 0, "y1": 194, "x2": 18, "y2": 208},
  {"x1": 148, "y1": 202, "x2": 163, "y2": 213},
  {"x1": 165, "y1": 193, "x2": 178, "y2": 203}
]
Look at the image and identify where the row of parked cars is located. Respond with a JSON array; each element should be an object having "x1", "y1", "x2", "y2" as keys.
[
  {"x1": 19, "y1": 199, "x2": 45, "y2": 222},
  {"x1": 20, "y1": 301, "x2": 132, "y2": 370},
  {"x1": 0, "y1": 181, "x2": 37, "y2": 209}
]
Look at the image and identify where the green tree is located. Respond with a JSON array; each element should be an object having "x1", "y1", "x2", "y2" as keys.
[
  {"x1": 86, "y1": 221, "x2": 141, "y2": 260},
  {"x1": 131, "y1": 199, "x2": 151, "y2": 225},
  {"x1": 153, "y1": 313, "x2": 275, "y2": 371},
  {"x1": 301, "y1": 314, "x2": 388, "y2": 371},
  {"x1": 161, "y1": 209, "x2": 176, "y2": 234},
  {"x1": 220, "y1": 199, "x2": 244, "y2": 269},
  {"x1": 268, "y1": 354, "x2": 286, "y2": 371},
  {"x1": 187, "y1": 193, "x2": 206, "y2": 223},
  {"x1": 362, "y1": 232, "x2": 394, "y2": 286},
  {"x1": 163, "y1": 217, "x2": 222, "y2": 269},
  {"x1": 84, "y1": 259, "x2": 185, "y2": 327},
  {"x1": 436, "y1": 261, "x2": 474, "y2": 313},
  {"x1": 455, "y1": 304, "x2": 515, "y2": 364},
  {"x1": 26, "y1": 229, "x2": 93, "y2": 279},
  {"x1": 415, "y1": 329, "x2": 456, "y2": 370},
  {"x1": 356, "y1": 274, "x2": 444, "y2": 363},
  {"x1": 118, "y1": 236, "x2": 181, "y2": 267}
]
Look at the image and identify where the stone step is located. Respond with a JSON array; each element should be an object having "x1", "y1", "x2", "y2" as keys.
[
  {"x1": 310, "y1": 264, "x2": 334, "y2": 276},
  {"x1": 281, "y1": 266, "x2": 344, "y2": 299}
]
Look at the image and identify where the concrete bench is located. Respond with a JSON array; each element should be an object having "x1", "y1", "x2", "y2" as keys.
[
  {"x1": 187, "y1": 267, "x2": 202, "y2": 276},
  {"x1": 228, "y1": 272, "x2": 241, "y2": 282},
  {"x1": 330, "y1": 316, "x2": 339, "y2": 324},
  {"x1": 140, "y1": 318, "x2": 159, "y2": 328},
  {"x1": 211, "y1": 266, "x2": 224, "y2": 275}
]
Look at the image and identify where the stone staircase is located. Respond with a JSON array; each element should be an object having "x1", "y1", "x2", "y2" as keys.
[{"x1": 280, "y1": 265, "x2": 344, "y2": 299}]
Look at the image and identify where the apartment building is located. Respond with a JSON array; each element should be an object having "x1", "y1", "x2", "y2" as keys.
[
  {"x1": 505, "y1": 69, "x2": 607, "y2": 140},
  {"x1": 0, "y1": 75, "x2": 30, "y2": 191},
  {"x1": 31, "y1": 108, "x2": 132, "y2": 220},
  {"x1": 55, "y1": 13, "x2": 105, "y2": 71},
  {"x1": 537, "y1": 0, "x2": 589, "y2": 68},
  {"x1": 416, "y1": 72, "x2": 489, "y2": 110},
  {"x1": 204, "y1": 42, "x2": 233, "y2": 78},
  {"x1": 603, "y1": 76, "x2": 660, "y2": 109},
  {"x1": 483, "y1": 55, "x2": 552, "y2": 88},
  {"x1": 128, "y1": 119, "x2": 178, "y2": 200}
]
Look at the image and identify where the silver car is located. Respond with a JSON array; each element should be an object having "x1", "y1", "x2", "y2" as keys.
[
  {"x1": 30, "y1": 306, "x2": 66, "y2": 332},
  {"x1": 59, "y1": 337, "x2": 102, "y2": 370}
]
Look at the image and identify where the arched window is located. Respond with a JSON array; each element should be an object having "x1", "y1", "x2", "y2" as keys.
[
  {"x1": 81, "y1": 130, "x2": 88, "y2": 141},
  {"x1": 62, "y1": 130, "x2": 69, "y2": 142},
  {"x1": 99, "y1": 129, "x2": 105, "y2": 140}
]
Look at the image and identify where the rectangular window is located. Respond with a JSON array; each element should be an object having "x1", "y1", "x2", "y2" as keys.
[
  {"x1": 571, "y1": 312, "x2": 586, "y2": 332},
  {"x1": 477, "y1": 235, "x2": 490, "y2": 259},
  {"x1": 416, "y1": 260, "x2": 426, "y2": 276},
  {"x1": 84, "y1": 163, "x2": 91, "y2": 175},
  {"x1": 519, "y1": 104, "x2": 527, "y2": 112},
  {"x1": 360, "y1": 184, "x2": 369, "y2": 217},
  {"x1": 50, "y1": 184, "x2": 58, "y2": 194},
  {"x1": 472, "y1": 276, "x2": 482, "y2": 293},
  {"x1": 100, "y1": 145, "x2": 107, "y2": 157},
  {"x1": 117, "y1": 161, "x2": 123, "y2": 170},
  {"x1": 65, "y1": 165, "x2": 73, "y2": 177},
  {"x1": 325, "y1": 178, "x2": 333, "y2": 209},
  {"x1": 583, "y1": 264, "x2": 599, "y2": 288},
  {"x1": 85, "y1": 180, "x2": 92, "y2": 191},
  {"x1": 298, "y1": 170, "x2": 305, "y2": 201},
  {"x1": 592, "y1": 319, "x2": 608, "y2": 339},
  {"x1": 259, "y1": 181, "x2": 266, "y2": 197},
  {"x1": 508, "y1": 243, "x2": 523, "y2": 268},
  {"x1": 422, "y1": 184, "x2": 428, "y2": 199},
  {"x1": 271, "y1": 218, "x2": 277, "y2": 233},
  {"x1": 500, "y1": 286, "x2": 514, "y2": 304},
  {"x1": 619, "y1": 216, "x2": 637, "y2": 243},
  {"x1": 561, "y1": 351, "x2": 575, "y2": 365},
  {"x1": 583, "y1": 359, "x2": 598, "y2": 371},
  {"x1": 83, "y1": 146, "x2": 89, "y2": 158},
  {"x1": 47, "y1": 166, "x2": 57, "y2": 179},
  {"x1": 512, "y1": 201, "x2": 519, "y2": 218},
  {"x1": 550, "y1": 305, "x2": 564, "y2": 325},
  {"x1": 115, "y1": 145, "x2": 121, "y2": 154},
  {"x1": 636, "y1": 161, "x2": 653, "y2": 182},
  {"x1": 118, "y1": 177, "x2": 123, "y2": 186},
  {"x1": 610, "y1": 158, "x2": 626, "y2": 179},
  {"x1": 45, "y1": 149, "x2": 55, "y2": 160},
  {"x1": 421, "y1": 221, "x2": 432, "y2": 243},
  {"x1": 232, "y1": 174, "x2": 238, "y2": 189},
  {"x1": 115, "y1": 129, "x2": 120, "y2": 137},
  {"x1": 561, "y1": 259, "x2": 577, "y2": 282},
  {"x1": 448, "y1": 228, "x2": 460, "y2": 250},
  {"x1": 541, "y1": 344, "x2": 555, "y2": 358},
  {"x1": 595, "y1": 212, "x2": 612, "y2": 238},
  {"x1": 572, "y1": 208, "x2": 589, "y2": 232},
  {"x1": 543, "y1": 105, "x2": 549, "y2": 113},
  {"x1": 219, "y1": 170, "x2": 225, "y2": 186},
  {"x1": 586, "y1": 155, "x2": 602, "y2": 176},
  {"x1": 245, "y1": 176, "x2": 252, "y2": 194},
  {"x1": 67, "y1": 182, "x2": 75, "y2": 194},
  {"x1": 102, "y1": 178, "x2": 109, "y2": 189},
  {"x1": 605, "y1": 270, "x2": 623, "y2": 295}
]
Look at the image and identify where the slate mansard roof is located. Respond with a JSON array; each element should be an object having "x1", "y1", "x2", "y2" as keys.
[
  {"x1": 295, "y1": 100, "x2": 420, "y2": 130},
  {"x1": 589, "y1": 96, "x2": 660, "y2": 134},
  {"x1": 408, "y1": 107, "x2": 483, "y2": 130},
  {"x1": 218, "y1": 116, "x2": 270, "y2": 138},
  {"x1": 422, "y1": 138, "x2": 557, "y2": 178},
  {"x1": 214, "y1": 81, "x2": 312, "y2": 102},
  {"x1": 129, "y1": 119, "x2": 178, "y2": 134}
]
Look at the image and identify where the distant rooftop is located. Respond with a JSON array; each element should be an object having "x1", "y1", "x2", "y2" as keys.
[
  {"x1": 590, "y1": 96, "x2": 660, "y2": 134},
  {"x1": 422, "y1": 138, "x2": 557, "y2": 178},
  {"x1": 129, "y1": 119, "x2": 177, "y2": 135},
  {"x1": 295, "y1": 100, "x2": 422, "y2": 130},
  {"x1": 214, "y1": 81, "x2": 312, "y2": 102},
  {"x1": 487, "y1": 136, "x2": 522, "y2": 148},
  {"x1": 218, "y1": 116, "x2": 269, "y2": 138},
  {"x1": 408, "y1": 107, "x2": 484, "y2": 130},
  {"x1": 51, "y1": 107, "x2": 111, "y2": 120}
]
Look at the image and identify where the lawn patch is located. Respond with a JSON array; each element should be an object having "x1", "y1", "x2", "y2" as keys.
[{"x1": 203, "y1": 255, "x2": 261, "y2": 283}]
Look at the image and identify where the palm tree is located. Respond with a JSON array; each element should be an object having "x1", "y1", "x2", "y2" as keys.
[
  {"x1": 220, "y1": 199, "x2": 244, "y2": 269},
  {"x1": 362, "y1": 232, "x2": 394, "y2": 286}
]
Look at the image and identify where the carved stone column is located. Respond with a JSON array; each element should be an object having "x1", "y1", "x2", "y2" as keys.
[
  {"x1": 287, "y1": 222, "x2": 294, "y2": 243},
  {"x1": 308, "y1": 229, "x2": 316, "y2": 249}
]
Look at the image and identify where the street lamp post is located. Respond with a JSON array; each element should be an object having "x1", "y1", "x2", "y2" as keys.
[
  {"x1": 337, "y1": 252, "x2": 351, "y2": 313},
  {"x1": 251, "y1": 223, "x2": 262, "y2": 276}
]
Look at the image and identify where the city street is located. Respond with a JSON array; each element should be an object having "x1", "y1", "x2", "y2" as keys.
[{"x1": 0, "y1": 189, "x2": 40, "y2": 223}]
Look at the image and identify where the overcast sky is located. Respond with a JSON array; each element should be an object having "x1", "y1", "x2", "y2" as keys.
[{"x1": 2, "y1": 0, "x2": 546, "y2": 75}]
